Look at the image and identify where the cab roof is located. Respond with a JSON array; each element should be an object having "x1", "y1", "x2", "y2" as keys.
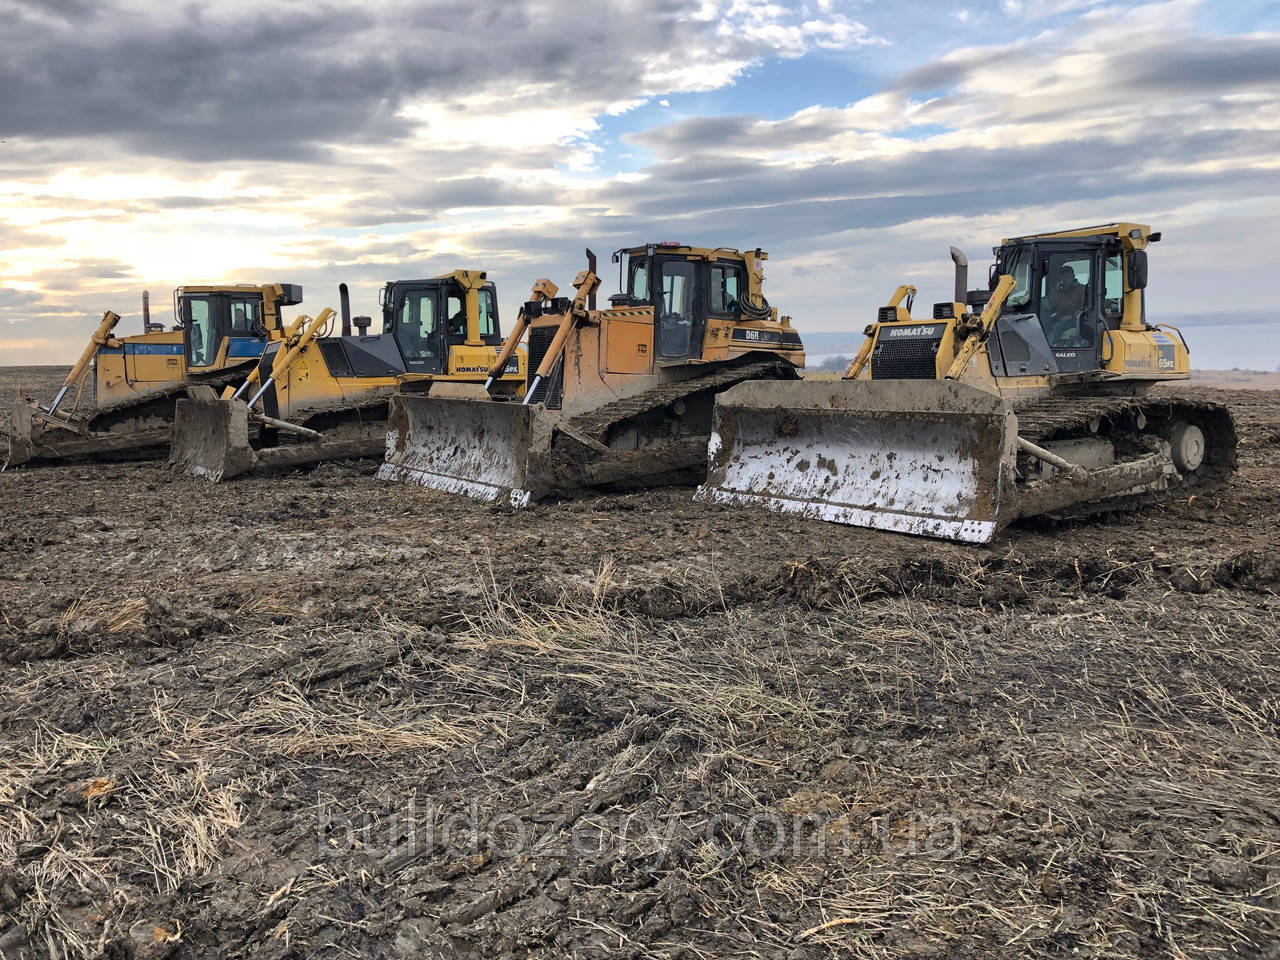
[
  {"x1": 1001, "y1": 223, "x2": 1158, "y2": 251},
  {"x1": 614, "y1": 243, "x2": 766, "y2": 262}
]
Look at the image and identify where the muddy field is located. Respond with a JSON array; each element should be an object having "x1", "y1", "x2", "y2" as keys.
[{"x1": 2, "y1": 366, "x2": 1279, "y2": 960}]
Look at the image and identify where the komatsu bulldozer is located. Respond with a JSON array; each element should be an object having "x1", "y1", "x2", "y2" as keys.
[
  {"x1": 379, "y1": 244, "x2": 805, "y2": 505},
  {"x1": 171, "y1": 270, "x2": 527, "y2": 480},
  {"x1": 6, "y1": 283, "x2": 303, "y2": 466},
  {"x1": 698, "y1": 224, "x2": 1236, "y2": 543}
]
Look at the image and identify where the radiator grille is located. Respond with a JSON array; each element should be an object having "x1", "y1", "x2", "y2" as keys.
[
  {"x1": 871, "y1": 324, "x2": 944, "y2": 380},
  {"x1": 525, "y1": 325, "x2": 564, "y2": 408}
]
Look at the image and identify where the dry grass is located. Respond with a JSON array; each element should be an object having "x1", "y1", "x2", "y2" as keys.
[{"x1": 3, "y1": 558, "x2": 1278, "y2": 958}]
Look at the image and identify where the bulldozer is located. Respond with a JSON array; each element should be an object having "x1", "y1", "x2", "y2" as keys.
[
  {"x1": 697, "y1": 224, "x2": 1236, "y2": 543},
  {"x1": 5, "y1": 283, "x2": 304, "y2": 466},
  {"x1": 379, "y1": 244, "x2": 805, "y2": 505},
  {"x1": 170, "y1": 270, "x2": 528, "y2": 480}
]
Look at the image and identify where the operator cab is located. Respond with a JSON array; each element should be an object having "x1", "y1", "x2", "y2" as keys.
[
  {"x1": 610, "y1": 243, "x2": 752, "y2": 362},
  {"x1": 380, "y1": 276, "x2": 502, "y2": 374},
  {"x1": 990, "y1": 233, "x2": 1137, "y2": 376},
  {"x1": 176, "y1": 284, "x2": 301, "y2": 370}
]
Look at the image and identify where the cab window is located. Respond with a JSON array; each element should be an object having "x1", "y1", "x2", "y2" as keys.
[
  {"x1": 709, "y1": 264, "x2": 743, "y2": 316},
  {"x1": 1103, "y1": 255, "x2": 1123, "y2": 321},
  {"x1": 629, "y1": 260, "x2": 649, "y2": 301},
  {"x1": 478, "y1": 288, "x2": 497, "y2": 338},
  {"x1": 187, "y1": 296, "x2": 216, "y2": 365},
  {"x1": 661, "y1": 261, "x2": 695, "y2": 318},
  {"x1": 229, "y1": 297, "x2": 260, "y2": 334},
  {"x1": 395, "y1": 292, "x2": 437, "y2": 360},
  {"x1": 445, "y1": 293, "x2": 466, "y2": 343},
  {"x1": 1041, "y1": 252, "x2": 1093, "y2": 349},
  {"x1": 1004, "y1": 249, "x2": 1033, "y2": 310}
]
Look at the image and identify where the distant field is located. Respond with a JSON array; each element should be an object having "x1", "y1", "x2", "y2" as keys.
[{"x1": 1189, "y1": 369, "x2": 1280, "y2": 389}]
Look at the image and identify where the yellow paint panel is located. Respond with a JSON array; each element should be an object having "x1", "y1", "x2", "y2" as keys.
[
  {"x1": 1103, "y1": 328, "x2": 1189, "y2": 378},
  {"x1": 125, "y1": 353, "x2": 184, "y2": 382}
]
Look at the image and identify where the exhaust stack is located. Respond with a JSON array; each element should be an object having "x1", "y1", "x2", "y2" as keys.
[
  {"x1": 339, "y1": 283, "x2": 352, "y2": 337},
  {"x1": 142, "y1": 290, "x2": 151, "y2": 333},
  {"x1": 950, "y1": 247, "x2": 968, "y2": 304},
  {"x1": 586, "y1": 249, "x2": 597, "y2": 311}
]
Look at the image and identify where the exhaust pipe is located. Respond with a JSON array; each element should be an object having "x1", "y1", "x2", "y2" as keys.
[
  {"x1": 949, "y1": 247, "x2": 968, "y2": 304},
  {"x1": 339, "y1": 283, "x2": 352, "y2": 337},
  {"x1": 585, "y1": 249, "x2": 597, "y2": 311},
  {"x1": 142, "y1": 290, "x2": 151, "y2": 333}
]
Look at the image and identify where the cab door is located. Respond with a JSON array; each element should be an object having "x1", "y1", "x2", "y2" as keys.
[
  {"x1": 181, "y1": 294, "x2": 230, "y2": 370},
  {"x1": 655, "y1": 256, "x2": 704, "y2": 361},
  {"x1": 390, "y1": 284, "x2": 447, "y2": 374},
  {"x1": 1036, "y1": 246, "x2": 1102, "y2": 373}
]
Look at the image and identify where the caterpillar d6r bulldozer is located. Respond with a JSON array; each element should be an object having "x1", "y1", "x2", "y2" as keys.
[
  {"x1": 6, "y1": 283, "x2": 303, "y2": 467},
  {"x1": 171, "y1": 270, "x2": 527, "y2": 480},
  {"x1": 379, "y1": 244, "x2": 805, "y2": 505},
  {"x1": 698, "y1": 224, "x2": 1236, "y2": 543}
]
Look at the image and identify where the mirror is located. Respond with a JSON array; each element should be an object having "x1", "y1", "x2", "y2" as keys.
[{"x1": 1127, "y1": 250, "x2": 1148, "y2": 290}]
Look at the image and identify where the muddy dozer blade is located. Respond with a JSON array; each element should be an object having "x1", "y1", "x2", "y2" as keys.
[
  {"x1": 6, "y1": 393, "x2": 172, "y2": 466},
  {"x1": 377, "y1": 394, "x2": 554, "y2": 507},
  {"x1": 695, "y1": 379, "x2": 1018, "y2": 543},
  {"x1": 5, "y1": 395, "x2": 36, "y2": 466},
  {"x1": 170, "y1": 387, "x2": 257, "y2": 482}
]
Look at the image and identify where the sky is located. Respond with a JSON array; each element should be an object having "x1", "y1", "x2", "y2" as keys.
[{"x1": 1, "y1": 0, "x2": 1279, "y2": 368}]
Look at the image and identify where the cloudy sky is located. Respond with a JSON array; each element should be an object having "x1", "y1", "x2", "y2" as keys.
[{"x1": 2, "y1": 0, "x2": 1278, "y2": 368}]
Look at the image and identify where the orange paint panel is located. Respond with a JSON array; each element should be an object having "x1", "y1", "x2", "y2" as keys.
[{"x1": 606, "y1": 317, "x2": 652, "y2": 375}]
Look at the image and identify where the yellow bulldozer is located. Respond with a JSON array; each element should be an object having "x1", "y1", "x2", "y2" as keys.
[
  {"x1": 697, "y1": 223, "x2": 1237, "y2": 542},
  {"x1": 6, "y1": 283, "x2": 304, "y2": 466},
  {"x1": 379, "y1": 244, "x2": 805, "y2": 504},
  {"x1": 170, "y1": 270, "x2": 528, "y2": 480}
]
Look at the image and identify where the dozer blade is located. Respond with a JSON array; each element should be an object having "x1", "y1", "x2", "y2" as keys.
[
  {"x1": 170, "y1": 387, "x2": 257, "y2": 482},
  {"x1": 695, "y1": 379, "x2": 1018, "y2": 543},
  {"x1": 377, "y1": 394, "x2": 555, "y2": 508},
  {"x1": 6, "y1": 392, "x2": 171, "y2": 467},
  {"x1": 5, "y1": 395, "x2": 36, "y2": 467}
]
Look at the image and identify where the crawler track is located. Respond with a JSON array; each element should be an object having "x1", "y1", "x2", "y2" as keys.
[
  {"x1": 1014, "y1": 393, "x2": 1237, "y2": 513},
  {"x1": 567, "y1": 358, "x2": 798, "y2": 442}
]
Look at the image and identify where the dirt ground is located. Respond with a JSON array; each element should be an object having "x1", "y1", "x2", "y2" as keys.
[{"x1": 1, "y1": 366, "x2": 1278, "y2": 960}]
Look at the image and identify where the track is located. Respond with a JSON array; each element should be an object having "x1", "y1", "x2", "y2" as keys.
[
  {"x1": 1015, "y1": 393, "x2": 1238, "y2": 512},
  {"x1": 566, "y1": 358, "x2": 798, "y2": 443}
]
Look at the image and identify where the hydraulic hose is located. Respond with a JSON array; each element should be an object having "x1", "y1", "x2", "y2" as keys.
[{"x1": 739, "y1": 294, "x2": 771, "y2": 321}]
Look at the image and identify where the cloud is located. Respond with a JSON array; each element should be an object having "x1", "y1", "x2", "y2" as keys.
[
  {"x1": 0, "y1": 0, "x2": 1277, "y2": 364},
  {"x1": 0, "y1": 0, "x2": 879, "y2": 163}
]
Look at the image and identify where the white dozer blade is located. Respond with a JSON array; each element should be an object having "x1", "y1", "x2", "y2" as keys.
[
  {"x1": 695, "y1": 379, "x2": 1019, "y2": 544},
  {"x1": 170, "y1": 386, "x2": 258, "y2": 482},
  {"x1": 377, "y1": 394, "x2": 556, "y2": 508}
]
